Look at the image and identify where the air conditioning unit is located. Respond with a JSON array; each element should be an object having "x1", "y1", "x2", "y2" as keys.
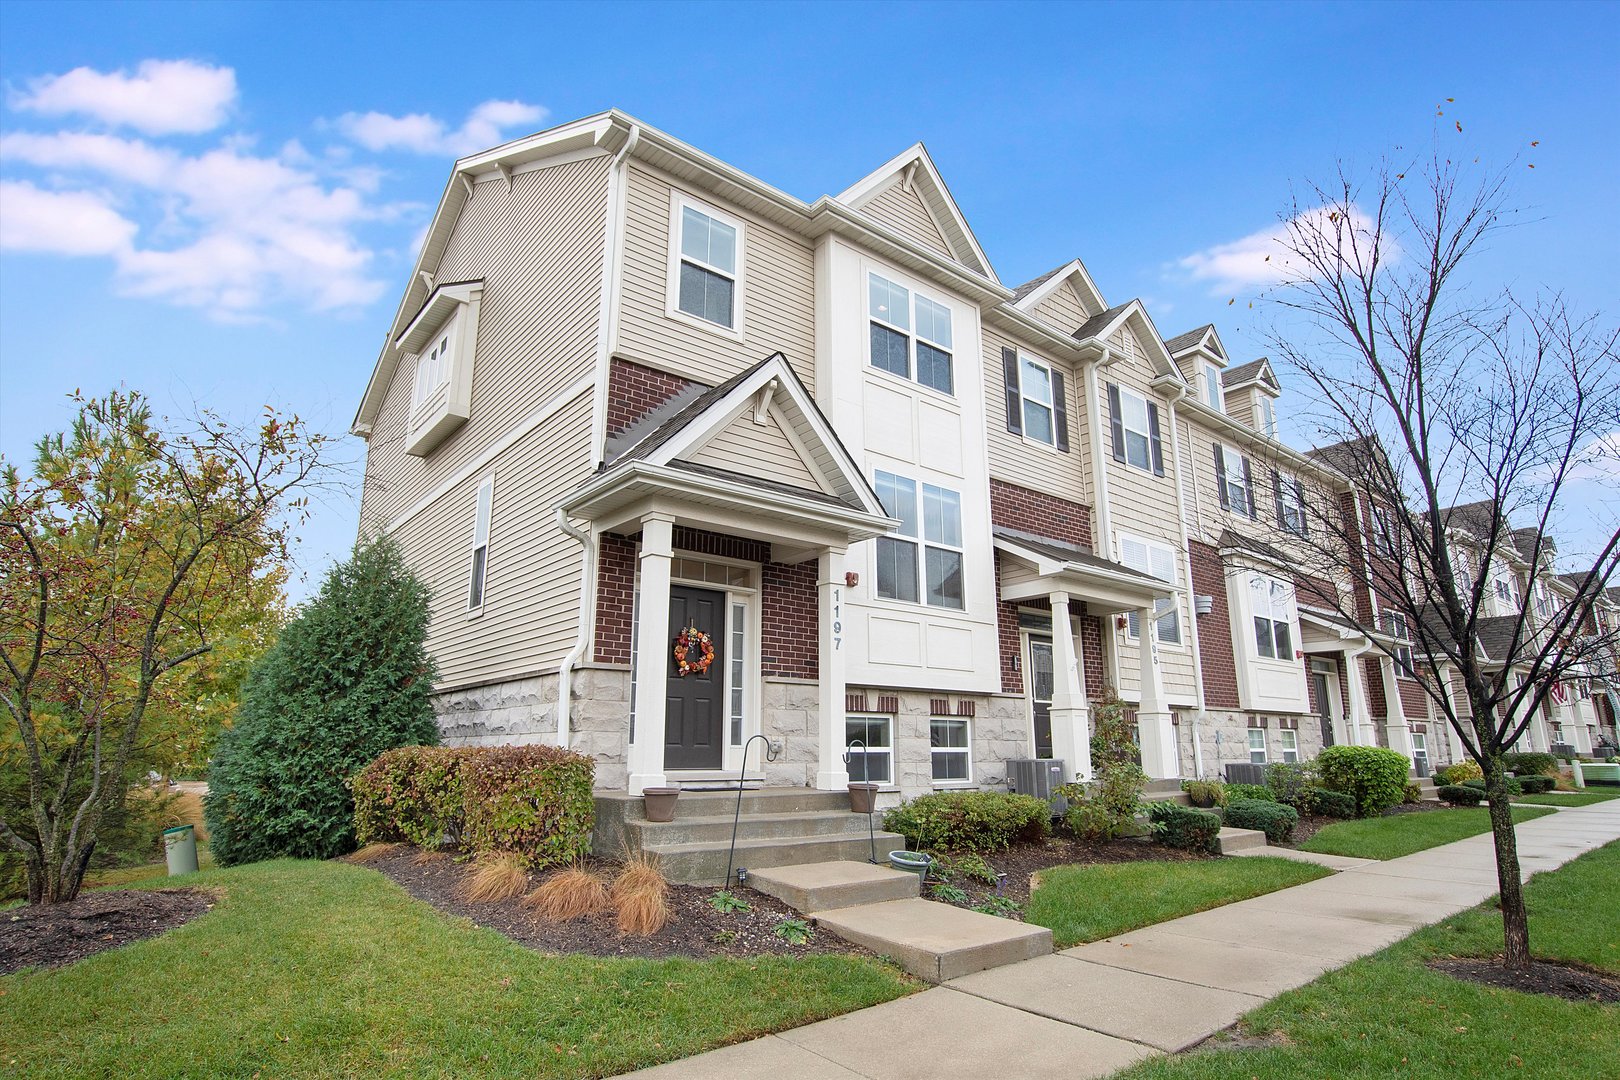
[
  {"x1": 1008, "y1": 759, "x2": 1068, "y2": 816},
  {"x1": 1223, "y1": 762, "x2": 1268, "y2": 785}
]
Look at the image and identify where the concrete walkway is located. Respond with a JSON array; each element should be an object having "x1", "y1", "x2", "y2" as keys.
[{"x1": 619, "y1": 799, "x2": 1620, "y2": 1079}]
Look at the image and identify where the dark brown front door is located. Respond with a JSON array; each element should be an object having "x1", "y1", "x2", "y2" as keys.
[{"x1": 665, "y1": 585, "x2": 727, "y2": 770}]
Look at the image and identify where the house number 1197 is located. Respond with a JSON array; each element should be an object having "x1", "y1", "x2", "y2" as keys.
[{"x1": 832, "y1": 588, "x2": 841, "y2": 650}]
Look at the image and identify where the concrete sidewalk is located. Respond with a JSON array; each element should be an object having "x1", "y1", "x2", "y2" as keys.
[{"x1": 619, "y1": 799, "x2": 1620, "y2": 1079}]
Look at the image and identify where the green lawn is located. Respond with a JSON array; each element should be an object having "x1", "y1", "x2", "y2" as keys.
[
  {"x1": 0, "y1": 859, "x2": 914, "y2": 1079},
  {"x1": 1299, "y1": 805, "x2": 1557, "y2": 860},
  {"x1": 1519, "y1": 790, "x2": 1620, "y2": 806},
  {"x1": 1110, "y1": 839, "x2": 1620, "y2": 1079},
  {"x1": 1026, "y1": 857, "x2": 1332, "y2": 948}
]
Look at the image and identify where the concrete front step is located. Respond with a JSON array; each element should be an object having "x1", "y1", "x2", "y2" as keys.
[
  {"x1": 1217, "y1": 827, "x2": 1269, "y2": 854},
  {"x1": 748, "y1": 860, "x2": 920, "y2": 912},
  {"x1": 629, "y1": 809, "x2": 884, "y2": 847},
  {"x1": 647, "y1": 831, "x2": 908, "y2": 885},
  {"x1": 593, "y1": 787, "x2": 860, "y2": 860},
  {"x1": 812, "y1": 897, "x2": 1053, "y2": 983},
  {"x1": 1141, "y1": 790, "x2": 1191, "y2": 807}
]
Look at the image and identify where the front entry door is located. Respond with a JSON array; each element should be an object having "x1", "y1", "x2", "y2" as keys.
[
  {"x1": 665, "y1": 585, "x2": 727, "y2": 770},
  {"x1": 1312, "y1": 671, "x2": 1336, "y2": 748},
  {"x1": 1028, "y1": 636, "x2": 1055, "y2": 758}
]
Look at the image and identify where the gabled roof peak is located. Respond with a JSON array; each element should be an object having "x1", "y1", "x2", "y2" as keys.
[
  {"x1": 1165, "y1": 324, "x2": 1229, "y2": 365},
  {"x1": 836, "y1": 142, "x2": 997, "y2": 282},
  {"x1": 1010, "y1": 258, "x2": 1107, "y2": 321}
]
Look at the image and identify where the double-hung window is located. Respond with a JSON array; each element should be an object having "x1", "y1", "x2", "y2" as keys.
[
  {"x1": 1204, "y1": 366, "x2": 1224, "y2": 411},
  {"x1": 868, "y1": 273, "x2": 953, "y2": 394},
  {"x1": 1248, "y1": 728, "x2": 1268, "y2": 764},
  {"x1": 931, "y1": 716, "x2": 971, "y2": 783},
  {"x1": 1370, "y1": 503, "x2": 1399, "y2": 558},
  {"x1": 1278, "y1": 729, "x2": 1299, "y2": 763},
  {"x1": 845, "y1": 716, "x2": 892, "y2": 784},
  {"x1": 1250, "y1": 575, "x2": 1294, "y2": 660},
  {"x1": 467, "y1": 477, "x2": 493, "y2": 612},
  {"x1": 1108, "y1": 383, "x2": 1160, "y2": 473},
  {"x1": 1020, "y1": 355, "x2": 1057, "y2": 445},
  {"x1": 1257, "y1": 395, "x2": 1278, "y2": 438},
  {"x1": 1119, "y1": 535, "x2": 1181, "y2": 644},
  {"x1": 675, "y1": 200, "x2": 739, "y2": 329},
  {"x1": 1215, "y1": 445, "x2": 1254, "y2": 517},
  {"x1": 874, "y1": 471, "x2": 964, "y2": 609},
  {"x1": 1275, "y1": 473, "x2": 1307, "y2": 536},
  {"x1": 1384, "y1": 611, "x2": 1415, "y2": 677}
]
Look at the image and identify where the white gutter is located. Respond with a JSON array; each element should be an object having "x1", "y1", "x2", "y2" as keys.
[{"x1": 553, "y1": 507, "x2": 596, "y2": 752}]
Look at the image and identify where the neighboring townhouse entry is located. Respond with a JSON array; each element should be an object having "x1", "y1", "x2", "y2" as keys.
[
  {"x1": 1027, "y1": 635, "x2": 1055, "y2": 758},
  {"x1": 1310, "y1": 659, "x2": 1337, "y2": 748},
  {"x1": 665, "y1": 585, "x2": 727, "y2": 769}
]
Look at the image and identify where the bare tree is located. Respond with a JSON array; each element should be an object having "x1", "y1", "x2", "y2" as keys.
[{"x1": 1255, "y1": 149, "x2": 1620, "y2": 972}]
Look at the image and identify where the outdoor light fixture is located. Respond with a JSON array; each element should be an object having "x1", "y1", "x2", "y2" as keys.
[
  {"x1": 736, "y1": 868, "x2": 748, "y2": 887},
  {"x1": 1194, "y1": 594, "x2": 1214, "y2": 616},
  {"x1": 845, "y1": 571, "x2": 859, "y2": 588}
]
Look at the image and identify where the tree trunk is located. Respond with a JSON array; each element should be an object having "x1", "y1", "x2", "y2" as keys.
[{"x1": 1482, "y1": 750, "x2": 1531, "y2": 971}]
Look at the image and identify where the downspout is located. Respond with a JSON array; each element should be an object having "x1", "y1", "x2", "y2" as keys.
[
  {"x1": 1162, "y1": 382, "x2": 1210, "y2": 778},
  {"x1": 557, "y1": 123, "x2": 639, "y2": 751}
]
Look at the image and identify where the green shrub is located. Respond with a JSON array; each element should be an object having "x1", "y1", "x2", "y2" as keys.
[
  {"x1": 1517, "y1": 775, "x2": 1556, "y2": 794},
  {"x1": 1224, "y1": 798, "x2": 1299, "y2": 843},
  {"x1": 352, "y1": 744, "x2": 594, "y2": 869},
  {"x1": 1403, "y1": 782, "x2": 1423, "y2": 804},
  {"x1": 1438, "y1": 784, "x2": 1484, "y2": 806},
  {"x1": 1305, "y1": 787, "x2": 1357, "y2": 819},
  {"x1": 1462, "y1": 777, "x2": 1523, "y2": 796},
  {"x1": 205, "y1": 537, "x2": 440, "y2": 865},
  {"x1": 1502, "y1": 752, "x2": 1558, "y2": 777},
  {"x1": 1146, "y1": 801, "x2": 1221, "y2": 853},
  {"x1": 939, "y1": 852, "x2": 998, "y2": 885},
  {"x1": 1089, "y1": 690, "x2": 1140, "y2": 769},
  {"x1": 1180, "y1": 779, "x2": 1226, "y2": 808},
  {"x1": 1317, "y1": 745, "x2": 1410, "y2": 818},
  {"x1": 1437, "y1": 760, "x2": 1483, "y2": 785},
  {"x1": 1265, "y1": 761, "x2": 1320, "y2": 807},
  {"x1": 1058, "y1": 761, "x2": 1147, "y2": 840},
  {"x1": 884, "y1": 791, "x2": 1050, "y2": 853},
  {"x1": 1223, "y1": 783, "x2": 1278, "y2": 803}
]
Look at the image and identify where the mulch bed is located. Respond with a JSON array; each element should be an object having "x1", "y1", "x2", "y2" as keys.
[
  {"x1": 1429, "y1": 956, "x2": 1620, "y2": 1003},
  {"x1": 360, "y1": 847, "x2": 880, "y2": 961},
  {"x1": 0, "y1": 888, "x2": 214, "y2": 975},
  {"x1": 915, "y1": 833, "x2": 1208, "y2": 915}
]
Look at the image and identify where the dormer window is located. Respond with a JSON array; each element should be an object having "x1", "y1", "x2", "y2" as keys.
[
  {"x1": 412, "y1": 321, "x2": 456, "y2": 411},
  {"x1": 396, "y1": 280, "x2": 483, "y2": 457},
  {"x1": 1204, "y1": 366, "x2": 1223, "y2": 411},
  {"x1": 1257, "y1": 395, "x2": 1277, "y2": 438}
]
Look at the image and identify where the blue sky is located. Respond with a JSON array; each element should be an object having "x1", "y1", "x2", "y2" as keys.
[{"x1": 2, "y1": 0, "x2": 1616, "y2": 597}]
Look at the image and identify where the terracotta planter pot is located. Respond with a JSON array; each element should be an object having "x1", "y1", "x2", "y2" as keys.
[
  {"x1": 642, "y1": 787, "x2": 680, "y2": 823},
  {"x1": 848, "y1": 782, "x2": 880, "y2": 814}
]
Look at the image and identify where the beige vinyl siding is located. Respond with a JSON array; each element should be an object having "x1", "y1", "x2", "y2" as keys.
[
  {"x1": 616, "y1": 164, "x2": 816, "y2": 390},
  {"x1": 394, "y1": 392, "x2": 595, "y2": 688},
  {"x1": 982, "y1": 324, "x2": 1091, "y2": 505},
  {"x1": 1026, "y1": 279, "x2": 1095, "y2": 331},
  {"x1": 1224, "y1": 389, "x2": 1255, "y2": 429},
  {"x1": 685, "y1": 410, "x2": 825, "y2": 492},
  {"x1": 859, "y1": 179, "x2": 953, "y2": 260},
  {"x1": 360, "y1": 155, "x2": 611, "y2": 529}
]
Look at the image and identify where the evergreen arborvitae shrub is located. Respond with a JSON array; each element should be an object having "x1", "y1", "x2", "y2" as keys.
[{"x1": 205, "y1": 537, "x2": 440, "y2": 865}]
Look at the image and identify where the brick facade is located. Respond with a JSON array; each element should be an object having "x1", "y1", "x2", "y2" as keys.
[
  {"x1": 761, "y1": 559, "x2": 818, "y2": 679},
  {"x1": 1188, "y1": 540, "x2": 1241, "y2": 709},
  {"x1": 606, "y1": 357, "x2": 698, "y2": 439},
  {"x1": 593, "y1": 534, "x2": 637, "y2": 664},
  {"x1": 995, "y1": 552, "x2": 1025, "y2": 694},
  {"x1": 1398, "y1": 677, "x2": 1428, "y2": 718},
  {"x1": 989, "y1": 478, "x2": 1093, "y2": 548}
]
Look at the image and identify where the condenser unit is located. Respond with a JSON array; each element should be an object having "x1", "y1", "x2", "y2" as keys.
[{"x1": 1009, "y1": 758, "x2": 1068, "y2": 815}]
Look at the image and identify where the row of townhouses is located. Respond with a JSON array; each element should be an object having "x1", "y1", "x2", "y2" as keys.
[{"x1": 353, "y1": 111, "x2": 1620, "y2": 799}]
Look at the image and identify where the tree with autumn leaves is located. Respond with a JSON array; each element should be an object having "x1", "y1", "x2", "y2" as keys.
[{"x1": 0, "y1": 391, "x2": 327, "y2": 903}]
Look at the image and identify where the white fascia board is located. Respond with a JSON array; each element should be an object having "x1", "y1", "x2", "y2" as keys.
[
  {"x1": 395, "y1": 279, "x2": 484, "y2": 352},
  {"x1": 1012, "y1": 259, "x2": 1108, "y2": 319},
  {"x1": 983, "y1": 304, "x2": 1105, "y2": 365}
]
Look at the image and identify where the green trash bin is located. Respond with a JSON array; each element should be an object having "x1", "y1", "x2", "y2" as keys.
[{"x1": 164, "y1": 824, "x2": 199, "y2": 876}]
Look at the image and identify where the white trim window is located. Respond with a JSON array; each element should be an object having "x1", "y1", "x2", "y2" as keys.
[
  {"x1": 1411, "y1": 731, "x2": 1429, "y2": 774},
  {"x1": 1275, "y1": 473, "x2": 1307, "y2": 536},
  {"x1": 467, "y1": 476, "x2": 494, "y2": 612},
  {"x1": 1204, "y1": 365, "x2": 1223, "y2": 411},
  {"x1": 874, "y1": 471, "x2": 963, "y2": 609},
  {"x1": 1020, "y1": 354, "x2": 1057, "y2": 445},
  {"x1": 412, "y1": 319, "x2": 456, "y2": 411},
  {"x1": 1119, "y1": 534, "x2": 1181, "y2": 645},
  {"x1": 1248, "y1": 727, "x2": 1268, "y2": 764},
  {"x1": 1278, "y1": 728, "x2": 1299, "y2": 763},
  {"x1": 673, "y1": 197, "x2": 741, "y2": 329},
  {"x1": 931, "y1": 715, "x2": 971, "y2": 783},
  {"x1": 1215, "y1": 444, "x2": 1254, "y2": 517},
  {"x1": 1384, "y1": 611, "x2": 1416, "y2": 678},
  {"x1": 1256, "y1": 394, "x2": 1278, "y2": 438},
  {"x1": 1370, "y1": 503, "x2": 1399, "y2": 558},
  {"x1": 1117, "y1": 386, "x2": 1154, "y2": 471},
  {"x1": 868, "y1": 273, "x2": 953, "y2": 395},
  {"x1": 1250, "y1": 574, "x2": 1294, "y2": 660},
  {"x1": 845, "y1": 715, "x2": 893, "y2": 784}
]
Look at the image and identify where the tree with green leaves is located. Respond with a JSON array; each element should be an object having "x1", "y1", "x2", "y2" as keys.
[
  {"x1": 1, "y1": 391, "x2": 327, "y2": 904},
  {"x1": 204, "y1": 535, "x2": 440, "y2": 865}
]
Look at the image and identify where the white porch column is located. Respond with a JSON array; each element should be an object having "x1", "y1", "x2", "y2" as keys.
[
  {"x1": 1136, "y1": 606, "x2": 1179, "y2": 779},
  {"x1": 627, "y1": 514, "x2": 674, "y2": 795},
  {"x1": 1343, "y1": 651, "x2": 1378, "y2": 746},
  {"x1": 1379, "y1": 655, "x2": 1417, "y2": 765},
  {"x1": 1048, "y1": 592, "x2": 1093, "y2": 783},
  {"x1": 814, "y1": 546, "x2": 850, "y2": 791}
]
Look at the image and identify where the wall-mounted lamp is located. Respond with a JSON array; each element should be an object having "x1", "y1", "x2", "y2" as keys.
[
  {"x1": 845, "y1": 571, "x2": 859, "y2": 588},
  {"x1": 1194, "y1": 594, "x2": 1214, "y2": 616}
]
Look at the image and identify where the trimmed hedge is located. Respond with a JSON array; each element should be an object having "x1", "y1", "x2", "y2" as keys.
[
  {"x1": 1437, "y1": 760, "x2": 1483, "y2": 785},
  {"x1": 353, "y1": 745, "x2": 595, "y2": 869},
  {"x1": 884, "y1": 791, "x2": 1050, "y2": 853},
  {"x1": 1502, "y1": 752, "x2": 1558, "y2": 777},
  {"x1": 1462, "y1": 777, "x2": 1524, "y2": 796},
  {"x1": 1517, "y1": 775, "x2": 1557, "y2": 794},
  {"x1": 1147, "y1": 801, "x2": 1221, "y2": 854},
  {"x1": 1318, "y1": 745, "x2": 1410, "y2": 818},
  {"x1": 1306, "y1": 787, "x2": 1357, "y2": 819},
  {"x1": 1224, "y1": 783, "x2": 1278, "y2": 803},
  {"x1": 1224, "y1": 798, "x2": 1299, "y2": 843},
  {"x1": 1438, "y1": 784, "x2": 1484, "y2": 806}
]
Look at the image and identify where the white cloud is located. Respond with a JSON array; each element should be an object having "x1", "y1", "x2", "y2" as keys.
[
  {"x1": 1179, "y1": 205, "x2": 1385, "y2": 295},
  {"x1": 336, "y1": 99, "x2": 548, "y2": 157},
  {"x1": 1568, "y1": 431, "x2": 1620, "y2": 485},
  {"x1": 11, "y1": 59, "x2": 236, "y2": 135},
  {"x1": 0, "y1": 181, "x2": 136, "y2": 255}
]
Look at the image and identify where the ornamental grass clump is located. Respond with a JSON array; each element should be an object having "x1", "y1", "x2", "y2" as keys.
[
  {"x1": 460, "y1": 853, "x2": 530, "y2": 903},
  {"x1": 611, "y1": 852, "x2": 670, "y2": 936},
  {"x1": 349, "y1": 842, "x2": 406, "y2": 863},
  {"x1": 523, "y1": 866, "x2": 609, "y2": 921}
]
